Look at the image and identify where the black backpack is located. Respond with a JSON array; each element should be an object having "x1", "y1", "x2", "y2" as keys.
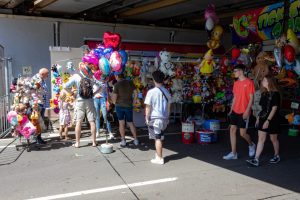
[{"x1": 79, "y1": 77, "x2": 93, "y2": 99}]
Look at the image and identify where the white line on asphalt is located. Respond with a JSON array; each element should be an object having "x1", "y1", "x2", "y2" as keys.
[{"x1": 25, "y1": 177, "x2": 178, "y2": 200}]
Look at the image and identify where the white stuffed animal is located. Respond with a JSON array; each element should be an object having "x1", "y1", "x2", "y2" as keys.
[
  {"x1": 159, "y1": 51, "x2": 175, "y2": 77},
  {"x1": 171, "y1": 79, "x2": 183, "y2": 103}
]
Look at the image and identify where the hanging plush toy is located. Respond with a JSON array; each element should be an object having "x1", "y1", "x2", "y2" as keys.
[
  {"x1": 207, "y1": 25, "x2": 223, "y2": 50},
  {"x1": 159, "y1": 51, "x2": 175, "y2": 77},
  {"x1": 252, "y1": 51, "x2": 269, "y2": 82},
  {"x1": 171, "y1": 78, "x2": 183, "y2": 103},
  {"x1": 199, "y1": 49, "x2": 216, "y2": 74}
]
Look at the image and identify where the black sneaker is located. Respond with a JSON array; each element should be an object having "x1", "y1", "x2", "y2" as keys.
[
  {"x1": 246, "y1": 158, "x2": 259, "y2": 167},
  {"x1": 269, "y1": 155, "x2": 280, "y2": 164}
]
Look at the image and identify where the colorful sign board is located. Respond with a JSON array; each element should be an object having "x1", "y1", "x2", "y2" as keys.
[{"x1": 233, "y1": 0, "x2": 300, "y2": 44}]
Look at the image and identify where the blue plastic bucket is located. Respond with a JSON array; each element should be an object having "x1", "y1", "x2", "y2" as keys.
[{"x1": 203, "y1": 119, "x2": 220, "y2": 131}]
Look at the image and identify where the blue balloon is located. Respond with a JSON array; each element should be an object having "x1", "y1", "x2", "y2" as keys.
[
  {"x1": 93, "y1": 48, "x2": 104, "y2": 59},
  {"x1": 119, "y1": 50, "x2": 128, "y2": 66},
  {"x1": 103, "y1": 47, "x2": 113, "y2": 60}
]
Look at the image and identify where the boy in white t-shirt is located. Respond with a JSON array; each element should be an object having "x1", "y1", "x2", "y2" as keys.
[{"x1": 144, "y1": 71, "x2": 171, "y2": 165}]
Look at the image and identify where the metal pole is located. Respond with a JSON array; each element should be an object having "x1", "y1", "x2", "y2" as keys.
[{"x1": 282, "y1": 0, "x2": 291, "y2": 34}]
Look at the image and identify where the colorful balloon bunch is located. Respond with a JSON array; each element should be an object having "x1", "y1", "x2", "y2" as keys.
[{"x1": 83, "y1": 32, "x2": 128, "y2": 81}]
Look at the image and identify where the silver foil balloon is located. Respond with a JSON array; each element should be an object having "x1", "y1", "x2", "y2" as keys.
[{"x1": 273, "y1": 47, "x2": 283, "y2": 68}]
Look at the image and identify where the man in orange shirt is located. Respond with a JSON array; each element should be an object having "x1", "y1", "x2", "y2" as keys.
[{"x1": 223, "y1": 64, "x2": 256, "y2": 160}]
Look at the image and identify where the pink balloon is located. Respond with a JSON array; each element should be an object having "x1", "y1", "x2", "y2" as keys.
[
  {"x1": 82, "y1": 53, "x2": 99, "y2": 69},
  {"x1": 94, "y1": 70, "x2": 102, "y2": 80},
  {"x1": 204, "y1": 4, "x2": 219, "y2": 24},
  {"x1": 109, "y1": 51, "x2": 122, "y2": 72}
]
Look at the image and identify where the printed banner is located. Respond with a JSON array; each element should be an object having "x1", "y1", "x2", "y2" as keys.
[{"x1": 233, "y1": 0, "x2": 300, "y2": 44}]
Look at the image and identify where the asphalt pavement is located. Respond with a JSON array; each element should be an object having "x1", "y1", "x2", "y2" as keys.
[{"x1": 0, "y1": 124, "x2": 299, "y2": 200}]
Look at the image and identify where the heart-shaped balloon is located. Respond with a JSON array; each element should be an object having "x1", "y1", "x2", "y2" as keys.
[
  {"x1": 99, "y1": 57, "x2": 111, "y2": 75},
  {"x1": 273, "y1": 47, "x2": 283, "y2": 68},
  {"x1": 103, "y1": 32, "x2": 121, "y2": 50},
  {"x1": 109, "y1": 51, "x2": 122, "y2": 72}
]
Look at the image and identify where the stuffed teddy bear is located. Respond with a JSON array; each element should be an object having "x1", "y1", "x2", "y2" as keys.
[
  {"x1": 159, "y1": 51, "x2": 175, "y2": 77},
  {"x1": 207, "y1": 25, "x2": 223, "y2": 50},
  {"x1": 199, "y1": 49, "x2": 216, "y2": 75},
  {"x1": 171, "y1": 78, "x2": 183, "y2": 103},
  {"x1": 253, "y1": 51, "x2": 269, "y2": 82}
]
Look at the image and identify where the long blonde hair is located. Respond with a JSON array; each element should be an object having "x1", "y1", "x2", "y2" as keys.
[{"x1": 59, "y1": 90, "x2": 67, "y2": 102}]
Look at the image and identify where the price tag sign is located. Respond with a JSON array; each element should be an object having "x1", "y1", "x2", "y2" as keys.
[
  {"x1": 22, "y1": 66, "x2": 32, "y2": 75},
  {"x1": 291, "y1": 102, "x2": 299, "y2": 110}
]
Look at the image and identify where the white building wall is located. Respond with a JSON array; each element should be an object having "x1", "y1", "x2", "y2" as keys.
[{"x1": 0, "y1": 14, "x2": 232, "y2": 82}]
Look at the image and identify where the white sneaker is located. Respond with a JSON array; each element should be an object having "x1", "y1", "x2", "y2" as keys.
[
  {"x1": 223, "y1": 152, "x2": 238, "y2": 160},
  {"x1": 108, "y1": 133, "x2": 115, "y2": 140},
  {"x1": 133, "y1": 139, "x2": 139, "y2": 146},
  {"x1": 249, "y1": 143, "x2": 256, "y2": 157},
  {"x1": 120, "y1": 139, "x2": 126, "y2": 147},
  {"x1": 100, "y1": 128, "x2": 106, "y2": 133},
  {"x1": 151, "y1": 157, "x2": 164, "y2": 165},
  {"x1": 96, "y1": 132, "x2": 100, "y2": 138}
]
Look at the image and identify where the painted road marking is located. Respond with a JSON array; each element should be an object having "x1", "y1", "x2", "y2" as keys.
[{"x1": 26, "y1": 177, "x2": 178, "y2": 200}]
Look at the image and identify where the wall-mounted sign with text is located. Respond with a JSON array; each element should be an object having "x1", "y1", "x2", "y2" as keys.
[{"x1": 233, "y1": 0, "x2": 300, "y2": 44}]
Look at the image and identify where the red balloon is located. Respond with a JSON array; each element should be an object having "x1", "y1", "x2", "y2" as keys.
[
  {"x1": 231, "y1": 48, "x2": 241, "y2": 59},
  {"x1": 284, "y1": 44, "x2": 296, "y2": 63},
  {"x1": 103, "y1": 32, "x2": 121, "y2": 50}
]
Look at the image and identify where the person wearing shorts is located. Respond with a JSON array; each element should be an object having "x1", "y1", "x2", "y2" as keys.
[
  {"x1": 64, "y1": 69, "x2": 97, "y2": 148},
  {"x1": 112, "y1": 73, "x2": 139, "y2": 147},
  {"x1": 223, "y1": 64, "x2": 256, "y2": 160},
  {"x1": 145, "y1": 71, "x2": 171, "y2": 165}
]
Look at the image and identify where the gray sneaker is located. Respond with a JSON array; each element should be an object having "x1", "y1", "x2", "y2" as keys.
[
  {"x1": 120, "y1": 139, "x2": 126, "y2": 147},
  {"x1": 246, "y1": 158, "x2": 259, "y2": 167},
  {"x1": 133, "y1": 139, "x2": 139, "y2": 146},
  {"x1": 223, "y1": 152, "x2": 238, "y2": 160},
  {"x1": 249, "y1": 143, "x2": 256, "y2": 157}
]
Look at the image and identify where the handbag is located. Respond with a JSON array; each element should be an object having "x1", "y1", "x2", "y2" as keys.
[{"x1": 258, "y1": 92, "x2": 274, "y2": 119}]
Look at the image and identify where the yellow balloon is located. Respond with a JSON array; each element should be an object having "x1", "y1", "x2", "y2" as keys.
[{"x1": 287, "y1": 28, "x2": 299, "y2": 52}]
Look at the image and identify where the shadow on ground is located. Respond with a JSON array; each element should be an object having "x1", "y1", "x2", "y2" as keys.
[{"x1": 146, "y1": 125, "x2": 300, "y2": 193}]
